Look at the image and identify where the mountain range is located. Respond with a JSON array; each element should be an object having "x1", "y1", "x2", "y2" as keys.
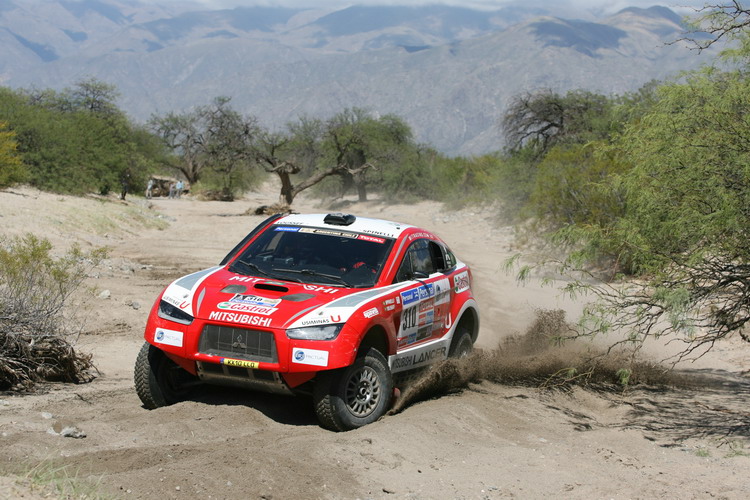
[{"x1": 0, "y1": 1, "x2": 722, "y2": 155}]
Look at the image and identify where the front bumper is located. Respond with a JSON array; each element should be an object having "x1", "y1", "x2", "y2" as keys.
[{"x1": 145, "y1": 313, "x2": 358, "y2": 388}]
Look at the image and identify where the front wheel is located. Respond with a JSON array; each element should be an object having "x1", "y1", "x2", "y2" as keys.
[
  {"x1": 134, "y1": 342, "x2": 196, "y2": 409},
  {"x1": 449, "y1": 326, "x2": 474, "y2": 359},
  {"x1": 313, "y1": 348, "x2": 393, "y2": 431}
]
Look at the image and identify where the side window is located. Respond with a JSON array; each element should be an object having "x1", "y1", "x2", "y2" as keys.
[
  {"x1": 395, "y1": 239, "x2": 440, "y2": 283},
  {"x1": 443, "y1": 246, "x2": 456, "y2": 270}
]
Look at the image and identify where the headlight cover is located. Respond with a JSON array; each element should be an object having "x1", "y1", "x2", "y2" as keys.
[
  {"x1": 286, "y1": 324, "x2": 343, "y2": 341},
  {"x1": 157, "y1": 300, "x2": 194, "y2": 325}
]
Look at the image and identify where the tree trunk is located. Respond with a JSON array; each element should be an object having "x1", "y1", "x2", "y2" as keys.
[
  {"x1": 278, "y1": 172, "x2": 294, "y2": 205},
  {"x1": 354, "y1": 171, "x2": 367, "y2": 201}
]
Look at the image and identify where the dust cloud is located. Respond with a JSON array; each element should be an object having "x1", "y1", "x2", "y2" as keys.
[{"x1": 390, "y1": 309, "x2": 687, "y2": 414}]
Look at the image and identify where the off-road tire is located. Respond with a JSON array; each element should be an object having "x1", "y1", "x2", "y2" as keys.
[
  {"x1": 313, "y1": 348, "x2": 393, "y2": 431},
  {"x1": 134, "y1": 342, "x2": 195, "y2": 409},
  {"x1": 448, "y1": 325, "x2": 473, "y2": 359}
]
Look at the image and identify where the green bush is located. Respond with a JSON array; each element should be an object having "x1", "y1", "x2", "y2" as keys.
[{"x1": 0, "y1": 121, "x2": 28, "y2": 188}]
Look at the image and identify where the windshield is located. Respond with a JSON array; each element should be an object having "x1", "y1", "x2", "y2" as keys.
[{"x1": 228, "y1": 224, "x2": 394, "y2": 288}]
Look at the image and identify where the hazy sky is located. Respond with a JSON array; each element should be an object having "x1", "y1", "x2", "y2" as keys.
[{"x1": 153, "y1": 0, "x2": 708, "y2": 16}]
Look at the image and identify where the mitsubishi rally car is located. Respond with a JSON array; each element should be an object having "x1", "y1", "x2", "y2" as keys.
[{"x1": 135, "y1": 212, "x2": 479, "y2": 431}]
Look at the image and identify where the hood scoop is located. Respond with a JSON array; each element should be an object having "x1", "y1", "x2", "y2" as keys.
[
  {"x1": 221, "y1": 285, "x2": 248, "y2": 294},
  {"x1": 254, "y1": 282, "x2": 289, "y2": 293}
]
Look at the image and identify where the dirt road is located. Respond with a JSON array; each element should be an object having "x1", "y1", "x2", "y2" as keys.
[{"x1": 0, "y1": 187, "x2": 748, "y2": 499}]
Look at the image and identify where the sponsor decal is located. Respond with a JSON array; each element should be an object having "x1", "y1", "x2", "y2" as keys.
[
  {"x1": 274, "y1": 226, "x2": 300, "y2": 232},
  {"x1": 418, "y1": 309, "x2": 434, "y2": 327},
  {"x1": 208, "y1": 311, "x2": 273, "y2": 327},
  {"x1": 217, "y1": 302, "x2": 277, "y2": 315},
  {"x1": 358, "y1": 234, "x2": 386, "y2": 244},
  {"x1": 434, "y1": 277, "x2": 451, "y2": 305},
  {"x1": 162, "y1": 294, "x2": 182, "y2": 307},
  {"x1": 419, "y1": 298, "x2": 435, "y2": 312},
  {"x1": 400, "y1": 289, "x2": 419, "y2": 306},
  {"x1": 398, "y1": 332, "x2": 418, "y2": 348},
  {"x1": 292, "y1": 348, "x2": 329, "y2": 367},
  {"x1": 408, "y1": 231, "x2": 432, "y2": 241},
  {"x1": 384, "y1": 305, "x2": 396, "y2": 311},
  {"x1": 416, "y1": 325, "x2": 432, "y2": 341},
  {"x1": 220, "y1": 358, "x2": 259, "y2": 369},
  {"x1": 303, "y1": 284, "x2": 339, "y2": 295},
  {"x1": 400, "y1": 283, "x2": 434, "y2": 306},
  {"x1": 154, "y1": 328, "x2": 183, "y2": 347},
  {"x1": 229, "y1": 294, "x2": 281, "y2": 307},
  {"x1": 299, "y1": 228, "x2": 357, "y2": 238},
  {"x1": 360, "y1": 229, "x2": 392, "y2": 237},
  {"x1": 299, "y1": 317, "x2": 336, "y2": 327},
  {"x1": 229, "y1": 276, "x2": 263, "y2": 283},
  {"x1": 391, "y1": 346, "x2": 446, "y2": 370},
  {"x1": 363, "y1": 307, "x2": 379, "y2": 318},
  {"x1": 453, "y1": 271, "x2": 470, "y2": 293},
  {"x1": 398, "y1": 279, "x2": 452, "y2": 341}
]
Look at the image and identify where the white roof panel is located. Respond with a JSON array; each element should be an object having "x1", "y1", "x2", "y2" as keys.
[{"x1": 274, "y1": 213, "x2": 413, "y2": 239}]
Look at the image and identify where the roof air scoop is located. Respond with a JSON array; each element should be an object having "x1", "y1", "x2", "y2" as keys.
[{"x1": 324, "y1": 213, "x2": 356, "y2": 226}]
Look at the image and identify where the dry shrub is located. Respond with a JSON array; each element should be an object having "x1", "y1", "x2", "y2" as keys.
[
  {"x1": 0, "y1": 234, "x2": 103, "y2": 390},
  {"x1": 245, "y1": 203, "x2": 295, "y2": 216},
  {"x1": 390, "y1": 309, "x2": 682, "y2": 414}
]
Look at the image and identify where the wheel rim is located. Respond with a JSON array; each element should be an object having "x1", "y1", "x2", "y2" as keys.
[
  {"x1": 458, "y1": 338, "x2": 472, "y2": 358},
  {"x1": 345, "y1": 366, "x2": 381, "y2": 417}
]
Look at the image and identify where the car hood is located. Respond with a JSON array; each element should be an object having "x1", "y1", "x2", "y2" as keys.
[{"x1": 160, "y1": 266, "x2": 402, "y2": 329}]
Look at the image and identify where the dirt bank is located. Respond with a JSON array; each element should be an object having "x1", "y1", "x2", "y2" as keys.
[{"x1": 0, "y1": 186, "x2": 748, "y2": 499}]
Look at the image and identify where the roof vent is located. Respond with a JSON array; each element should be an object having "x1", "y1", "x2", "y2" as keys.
[{"x1": 324, "y1": 213, "x2": 356, "y2": 226}]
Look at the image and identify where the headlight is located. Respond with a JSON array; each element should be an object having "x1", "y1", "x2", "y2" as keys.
[
  {"x1": 286, "y1": 324, "x2": 343, "y2": 341},
  {"x1": 157, "y1": 300, "x2": 194, "y2": 325}
]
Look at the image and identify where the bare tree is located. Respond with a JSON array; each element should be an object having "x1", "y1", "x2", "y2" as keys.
[
  {"x1": 149, "y1": 110, "x2": 206, "y2": 185},
  {"x1": 253, "y1": 128, "x2": 373, "y2": 205},
  {"x1": 675, "y1": 2, "x2": 750, "y2": 51},
  {"x1": 501, "y1": 89, "x2": 612, "y2": 158}
]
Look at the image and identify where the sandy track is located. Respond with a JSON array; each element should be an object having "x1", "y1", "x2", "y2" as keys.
[{"x1": 0, "y1": 186, "x2": 748, "y2": 499}]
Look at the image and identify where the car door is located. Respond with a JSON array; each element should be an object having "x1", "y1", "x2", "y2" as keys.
[{"x1": 392, "y1": 238, "x2": 453, "y2": 351}]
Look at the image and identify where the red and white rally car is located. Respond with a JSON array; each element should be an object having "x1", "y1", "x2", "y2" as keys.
[{"x1": 135, "y1": 212, "x2": 479, "y2": 430}]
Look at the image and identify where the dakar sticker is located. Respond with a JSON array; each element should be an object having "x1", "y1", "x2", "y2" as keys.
[
  {"x1": 220, "y1": 358, "x2": 259, "y2": 369},
  {"x1": 453, "y1": 271, "x2": 470, "y2": 294},
  {"x1": 229, "y1": 294, "x2": 281, "y2": 307}
]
